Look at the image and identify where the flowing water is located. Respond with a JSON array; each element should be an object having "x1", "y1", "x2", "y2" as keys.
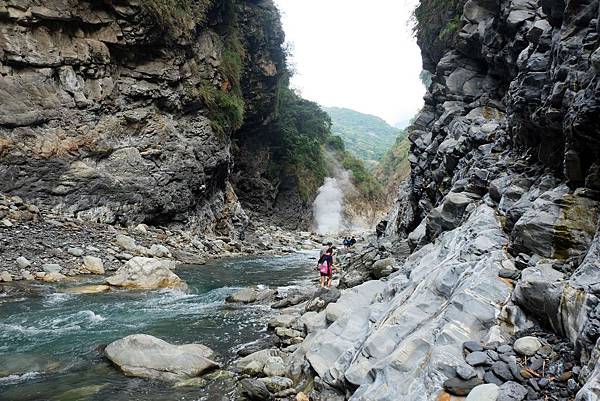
[{"x1": 0, "y1": 252, "x2": 318, "y2": 401}]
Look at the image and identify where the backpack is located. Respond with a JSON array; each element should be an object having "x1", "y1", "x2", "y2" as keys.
[{"x1": 319, "y1": 262, "x2": 329, "y2": 274}]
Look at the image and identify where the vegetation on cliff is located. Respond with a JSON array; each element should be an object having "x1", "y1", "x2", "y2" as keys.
[
  {"x1": 139, "y1": 0, "x2": 215, "y2": 37},
  {"x1": 269, "y1": 86, "x2": 383, "y2": 205},
  {"x1": 323, "y1": 107, "x2": 403, "y2": 169},
  {"x1": 413, "y1": 0, "x2": 466, "y2": 69}
]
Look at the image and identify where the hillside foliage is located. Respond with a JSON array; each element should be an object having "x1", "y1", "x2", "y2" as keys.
[
  {"x1": 270, "y1": 88, "x2": 384, "y2": 204},
  {"x1": 139, "y1": 0, "x2": 215, "y2": 37},
  {"x1": 324, "y1": 107, "x2": 403, "y2": 169}
]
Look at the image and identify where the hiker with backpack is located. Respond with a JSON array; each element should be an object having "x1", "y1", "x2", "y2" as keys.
[{"x1": 317, "y1": 248, "x2": 335, "y2": 288}]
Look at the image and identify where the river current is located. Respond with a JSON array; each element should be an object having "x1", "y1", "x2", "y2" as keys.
[{"x1": 0, "y1": 252, "x2": 317, "y2": 401}]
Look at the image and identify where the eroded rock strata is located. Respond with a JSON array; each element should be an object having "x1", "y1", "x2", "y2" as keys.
[
  {"x1": 282, "y1": 0, "x2": 600, "y2": 400},
  {"x1": 0, "y1": 0, "x2": 289, "y2": 235}
]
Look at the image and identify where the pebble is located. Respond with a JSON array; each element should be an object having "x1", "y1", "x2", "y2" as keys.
[
  {"x1": 1, "y1": 218, "x2": 13, "y2": 227},
  {"x1": 492, "y1": 361, "x2": 514, "y2": 382},
  {"x1": 67, "y1": 247, "x2": 85, "y2": 256},
  {"x1": 487, "y1": 350, "x2": 499, "y2": 361},
  {"x1": 497, "y1": 344, "x2": 513, "y2": 354},
  {"x1": 464, "y1": 341, "x2": 484, "y2": 352},
  {"x1": 513, "y1": 337, "x2": 541, "y2": 356},
  {"x1": 484, "y1": 371, "x2": 504, "y2": 386},
  {"x1": 466, "y1": 383, "x2": 499, "y2": 401},
  {"x1": 466, "y1": 351, "x2": 490, "y2": 367},
  {"x1": 456, "y1": 365, "x2": 478, "y2": 380},
  {"x1": 42, "y1": 263, "x2": 62, "y2": 273},
  {"x1": 16, "y1": 256, "x2": 31, "y2": 268},
  {"x1": 497, "y1": 381, "x2": 528, "y2": 401},
  {"x1": 567, "y1": 378, "x2": 579, "y2": 393},
  {"x1": 443, "y1": 377, "x2": 484, "y2": 396},
  {"x1": 528, "y1": 357, "x2": 543, "y2": 371}
]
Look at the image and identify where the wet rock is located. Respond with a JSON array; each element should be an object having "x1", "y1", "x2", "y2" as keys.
[
  {"x1": 105, "y1": 334, "x2": 218, "y2": 382},
  {"x1": 513, "y1": 337, "x2": 541, "y2": 356},
  {"x1": 237, "y1": 336, "x2": 280, "y2": 357},
  {"x1": 262, "y1": 356, "x2": 287, "y2": 377},
  {"x1": 257, "y1": 376, "x2": 293, "y2": 393},
  {"x1": 42, "y1": 272, "x2": 67, "y2": 282},
  {"x1": 227, "y1": 287, "x2": 276, "y2": 304},
  {"x1": 64, "y1": 285, "x2": 111, "y2": 294},
  {"x1": 234, "y1": 349, "x2": 280, "y2": 373},
  {"x1": 239, "y1": 378, "x2": 273, "y2": 401},
  {"x1": 105, "y1": 257, "x2": 184, "y2": 290}
]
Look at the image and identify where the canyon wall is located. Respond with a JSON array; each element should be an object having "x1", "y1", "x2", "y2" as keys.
[
  {"x1": 0, "y1": 0, "x2": 291, "y2": 235},
  {"x1": 290, "y1": 1, "x2": 600, "y2": 400}
]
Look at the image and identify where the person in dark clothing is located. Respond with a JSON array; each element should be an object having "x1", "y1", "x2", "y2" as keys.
[
  {"x1": 349, "y1": 236, "x2": 356, "y2": 247},
  {"x1": 320, "y1": 242, "x2": 333, "y2": 257},
  {"x1": 376, "y1": 220, "x2": 388, "y2": 238},
  {"x1": 317, "y1": 249, "x2": 335, "y2": 288}
]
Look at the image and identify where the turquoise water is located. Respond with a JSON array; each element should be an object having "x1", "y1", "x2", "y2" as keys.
[{"x1": 0, "y1": 253, "x2": 317, "y2": 401}]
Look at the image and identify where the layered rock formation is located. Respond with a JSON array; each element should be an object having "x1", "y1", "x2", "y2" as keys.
[
  {"x1": 287, "y1": 0, "x2": 600, "y2": 400},
  {"x1": 0, "y1": 0, "x2": 287, "y2": 235}
]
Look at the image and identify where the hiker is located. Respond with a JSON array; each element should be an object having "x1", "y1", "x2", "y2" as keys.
[
  {"x1": 320, "y1": 242, "x2": 333, "y2": 257},
  {"x1": 349, "y1": 236, "x2": 356, "y2": 247},
  {"x1": 343, "y1": 237, "x2": 350, "y2": 248},
  {"x1": 317, "y1": 248, "x2": 335, "y2": 288},
  {"x1": 376, "y1": 220, "x2": 388, "y2": 238}
]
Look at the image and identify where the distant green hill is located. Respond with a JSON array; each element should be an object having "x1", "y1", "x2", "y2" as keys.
[{"x1": 323, "y1": 107, "x2": 404, "y2": 169}]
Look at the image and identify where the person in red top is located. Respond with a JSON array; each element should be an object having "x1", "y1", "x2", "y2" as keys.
[{"x1": 317, "y1": 248, "x2": 335, "y2": 288}]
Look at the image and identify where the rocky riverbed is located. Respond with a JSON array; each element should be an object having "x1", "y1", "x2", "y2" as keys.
[{"x1": 0, "y1": 192, "x2": 326, "y2": 285}]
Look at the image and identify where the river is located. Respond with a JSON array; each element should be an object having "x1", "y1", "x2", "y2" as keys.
[{"x1": 0, "y1": 252, "x2": 318, "y2": 401}]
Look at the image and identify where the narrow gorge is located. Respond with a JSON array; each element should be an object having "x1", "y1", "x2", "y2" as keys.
[{"x1": 1, "y1": 0, "x2": 600, "y2": 401}]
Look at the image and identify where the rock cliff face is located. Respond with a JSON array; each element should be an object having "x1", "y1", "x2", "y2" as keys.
[
  {"x1": 290, "y1": 0, "x2": 600, "y2": 400},
  {"x1": 0, "y1": 0, "x2": 287, "y2": 235}
]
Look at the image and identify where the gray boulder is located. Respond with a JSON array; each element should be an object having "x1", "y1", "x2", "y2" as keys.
[
  {"x1": 105, "y1": 257, "x2": 184, "y2": 290},
  {"x1": 105, "y1": 334, "x2": 218, "y2": 382}
]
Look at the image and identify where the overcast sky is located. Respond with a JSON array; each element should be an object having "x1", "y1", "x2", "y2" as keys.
[{"x1": 274, "y1": 0, "x2": 425, "y2": 127}]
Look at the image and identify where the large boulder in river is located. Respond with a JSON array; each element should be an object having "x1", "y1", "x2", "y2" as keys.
[
  {"x1": 105, "y1": 334, "x2": 218, "y2": 382},
  {"x1": 105, "y1": 257, "x2": 185, "y2": 290},
  {"x1": 226, "y1": 287, "x2": 277, "y2": 303}
]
